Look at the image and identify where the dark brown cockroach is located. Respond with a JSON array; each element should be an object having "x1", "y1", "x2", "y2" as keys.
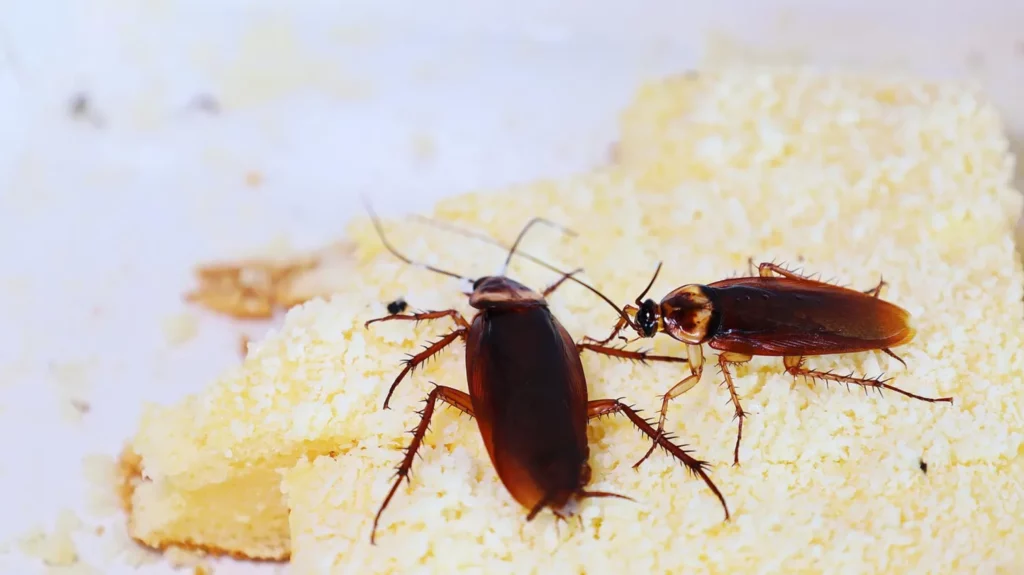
[
  {"x1": 362, "y1": 205, "x2": 730, "y2": 543},
  {"x1": 583, "y1": 259, "x2": 954, "y2": 468}
]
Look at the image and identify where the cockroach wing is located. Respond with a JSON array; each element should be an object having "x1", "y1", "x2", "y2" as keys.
[
  {"x1": 705, "y1": 277, "x2": 915, "y2": 356},
  {"x1": 465, "y1": 306, "x2": 589, "y2": 512}
]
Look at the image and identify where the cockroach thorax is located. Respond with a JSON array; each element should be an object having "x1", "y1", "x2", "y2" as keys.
[
  {"x1": 469, "y1": 276, "x2": 546, "y2": 309},
  {"x1": 661, "y1": 284, "x2": 717, "y2": 344}
]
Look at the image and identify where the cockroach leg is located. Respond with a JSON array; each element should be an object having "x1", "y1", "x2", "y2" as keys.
[
  {"x1": 881, "y1": 347, "x2": 907, "y2": 369},
  {"x1": 365, "y1": 308, "x2": 470, "y2": 330},
  {"x1": 587, "y1": 398, "x2": 730, "y2": 521},
  {"x1": 782, "y1": 355, "x2": 953, "y2": 404},
  {"x1": 863, "y1": 277, "x2": 887, "y2": 298},
  {"x1": 371, "y1": 384, "x2": 474, "y2": 545},
  {"x1": 542, "y1": 268, "x2": 584, "y2": 297},
  {"x1": 380, "y1": 329, "x2": 468, "y2": 410},
  {"x1": 576, "y1": 342, "x2": 688, "y2": 365},
  {"x1": 633, "y1": 343, "x2": 705, "y2": 469},
  {"x1": 717, "y1": 352, "x2": 753, "y2": 466},
  {"x1": 581, "y1": 309, "x2": 637, "y2": 346}
]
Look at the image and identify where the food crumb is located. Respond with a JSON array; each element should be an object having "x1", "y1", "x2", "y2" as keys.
[
  {"x1": 411, "y1": 133, "x2": 436, "y2": 163},
  {"x1": 166, "y1": 545, "x2": 206, "y2": 568},
  {"x1": 386, "y1": 298, "x2": 407, "y2": 315},
  {"x1": 194, "y1": 565, "x2": 214, "y2": 575},
  {"x1": 82, "y1": 454, "x2": 120, "y2": 517},
  {"x1": 70, "y1": 399, "x2": 90, "y2": 414},
  {"x1": 919, "y1": 459, "x2": 928, "y2": 474},
  {"x1": 162, "y1": 312, "x2": 199, "y2": 346},
  {"x1": 244, "y1": 171, "x2": 263, "y2": 187},
  {"x1": 239, "y1": 334, "x2": 251, "y2": 358},
  {"x1": 18, "y1": 520, "x2": 78, "y2": 566}
]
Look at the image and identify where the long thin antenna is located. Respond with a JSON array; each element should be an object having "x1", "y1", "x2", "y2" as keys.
[
  {"x1": 361, "y1": 197, "x2": 472, "y2": 282},
  {"x1": 501, "y1": 217, "x2": 577, "y2": 276},
  {"x1": 635, "y1": 262, "x2": 662, "y2": 304},
  {"x1": 410, "y1": 214, "x2": 639, "y2": 331}
]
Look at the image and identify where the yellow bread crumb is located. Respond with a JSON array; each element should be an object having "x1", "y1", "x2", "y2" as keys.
[
  {"x1": 162, "y1": 313, "x2": 199, "y2": 346},
  {"x1": 127, "y1": 67, "x2": 1024, "y2": 572},
  {"x1": 18, "y1": 510, "x2": 83, "y2": 567}
]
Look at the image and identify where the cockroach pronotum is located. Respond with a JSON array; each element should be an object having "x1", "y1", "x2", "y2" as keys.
[
  {"x1": 362, "y1": 205, "x2": 730, "y2": 543},
  {"x1": 583, "y1": 259, "x2": 954, "y2": 468}
]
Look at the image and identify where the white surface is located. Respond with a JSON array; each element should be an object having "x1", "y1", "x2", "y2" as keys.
[{"x1": 1, "y1": 1, "x2": 1023, "y2": 573}]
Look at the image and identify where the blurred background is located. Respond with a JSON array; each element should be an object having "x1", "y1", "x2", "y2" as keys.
[{"x1": 1, "y1": 1, "x2": 1022, "y2": 573}]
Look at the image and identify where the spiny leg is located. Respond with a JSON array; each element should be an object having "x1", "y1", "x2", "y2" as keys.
[
  {"x1": 782, "y1": 355, "x2": 953, "y2": 403},
  {"x1": 542, "y1": 267, "x2": 584, "y2": 297},
  {"x1": 581, "y1": 306, "x2": 639, "y2": 346},
  {"x1": 587, "y1": 398, "x2": 730, "y2": 521},
  {"x1": 863, "y1": 276, "x2": 887, "y2": 298},
  {"x1": 577, "y1": 342, "x2": 689, "y2": 365},
  {"x1": 379, "y1": 329, "x2": 467, "y2": 409},
  {"x1": 365, "y1": 308, "x2": 470, "y2": 330},
  {"x1": 371, "y1": 385, "x2": 474, "y2": 545},
  {"x1": 717, "y1": 352, "x2": 753, "y2": 466},
  {"x1": 633, "y1": 343, "x2": 705, "y2": 469}
]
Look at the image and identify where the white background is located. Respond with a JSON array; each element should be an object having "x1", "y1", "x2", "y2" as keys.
[{"x1": 1, "y1": 1, "x2": 1023, "y2": 573}]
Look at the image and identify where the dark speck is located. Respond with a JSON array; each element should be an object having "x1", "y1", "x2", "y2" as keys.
[
  {"x1": 919, "y1": 458, "x2": 928, "y2": 474},
  {"x1": 387, "y1": 298, "x2": 408, "y2": 315}
]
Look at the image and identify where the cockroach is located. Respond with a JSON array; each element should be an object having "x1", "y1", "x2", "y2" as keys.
[
  {"x1": 386, "y1": 298, "x2": 407, "y2": 315},
  {"x1": 362, "y1": 206, "x2": 730, "y2": 543},
  {"x1": 583, "y1": 259, "x2": 954, "y2": 468}
]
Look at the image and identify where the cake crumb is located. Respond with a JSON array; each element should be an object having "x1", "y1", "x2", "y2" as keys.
[
  {"x1": 239, "y1": 334, "x2": 251, "y2": 357},
  {"x1": 185, "y1": 255, "x2": 319, "y2": 319},
  {"x1": 82, "y1": 453, "x2": 121, "y2": 517},
  {"x1": 194, "y1": 565, "x2": 214, "y2": 575},
  {"x1": 166, "y1": 545, "x2": 207, "y2": 568},
  {"x1": 162, "y1": 312, "x2": 199, "y2": 346},
  {"x1": 18, "y1": 522, "x2": 78, "y2": 566},
  {"x1": 410, "y1": 133, "x2": 436, "y2": 163},
  {"x1": 244, "y1": 171, "x2": 263, "y2": 188}
]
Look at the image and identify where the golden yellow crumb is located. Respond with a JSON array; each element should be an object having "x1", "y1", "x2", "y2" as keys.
[
  {"x1": 126, "y1": 67, "x2": 1024, "y2": 572},
  {"x1": 184, "y1": 241, "x2": 354, "y2": 319},
  {"x1": 245, "y1": 171, "x2": 264, "y2": 187},
  {"x1": 162, "y1": 313, "x2": 199, "y2": 346},
  {"x1": 18, "y1": 513, "x2": 81, "y2": 567}
]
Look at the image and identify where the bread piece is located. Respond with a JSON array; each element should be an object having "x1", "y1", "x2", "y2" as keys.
[
  {"x1": 281, "y1": 69, "x2": 1024, "y2": 572},
  {"x1": 125, "y1": 67, "x2": 1024, "y2": 571}
]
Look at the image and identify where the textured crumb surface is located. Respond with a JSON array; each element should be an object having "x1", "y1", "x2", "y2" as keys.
[{"x1": 130, "y1": 67, "x2": 1023, "y2": 572}]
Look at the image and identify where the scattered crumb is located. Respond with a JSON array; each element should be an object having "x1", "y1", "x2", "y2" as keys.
[
  {"x1": 194, "y1": 565, "x2": 214, "y2": 575},
  {"x1": 82, "y1": 454, "x2": 121, "y2": 517},
  {"x1": 186, "y1": 241, "x2": 355, "y2": 319},
  {"x1": 70, "y1": 399, "x2": 90, "y2": 414},
  {"x1": 161, "y1": 312, "x2": 199, "y2": 346},
  {"x1": 165, "y1": 546, "x2": 207, "y2": 568},
  {"x1": 410, "y1": 133, "x2": 436, "y2": 163},
  {"x1": 94, "y1": 526, "x2": 105, "y2": 536},
  {"x1": 18, "y1": 517, "x2": 79, "y2": 566},
  {"x1": 239, "y1": 334, "x2": 251, "y2": 357},
  {"x1": 919, "y1": 459, "x2": 928, "y2": 474},
  {"x1": 244, "y1": 171, "x2": 263, "y2": 187}
]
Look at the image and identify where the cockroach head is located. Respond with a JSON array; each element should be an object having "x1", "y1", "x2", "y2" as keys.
[
  {"x1": 469, "y1": 275, "x2": 545, "y2": 309},
  {"x1": 635, "y1": 299, "x2": 660, "y2": 338}
]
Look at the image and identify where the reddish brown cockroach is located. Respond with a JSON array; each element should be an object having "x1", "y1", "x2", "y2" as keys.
[
  {"x1": 583, "y1": 259, "x2": 954, "y2": 468},
  {"x1": 362, "y1": 206, "x2": 730, "y2": 543}
]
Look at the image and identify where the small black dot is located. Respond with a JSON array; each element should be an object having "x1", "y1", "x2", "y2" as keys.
[
  {"x1": 919, "y1": 459, "x2": 928, "y2": 474},
  {"x1": 387, "y1": 298, "x2": 408, "y2": 315}
]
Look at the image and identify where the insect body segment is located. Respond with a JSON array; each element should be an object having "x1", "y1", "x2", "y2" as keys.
[{"x1": 587, "y1": 260, "x2": 954, "y2": 469}]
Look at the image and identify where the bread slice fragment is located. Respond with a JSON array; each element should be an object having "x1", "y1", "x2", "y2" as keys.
[{"x1": 124, "y1": 67, "x2": 1024, "y2": 572}]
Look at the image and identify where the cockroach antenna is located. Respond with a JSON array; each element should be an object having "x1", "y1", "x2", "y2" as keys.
[
  {"x1": 409, "y1": 214, "x2": 640, "y2": 332},
  {"x1": 360, "y1": 196, "x2": 473, "y2": 283}
]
